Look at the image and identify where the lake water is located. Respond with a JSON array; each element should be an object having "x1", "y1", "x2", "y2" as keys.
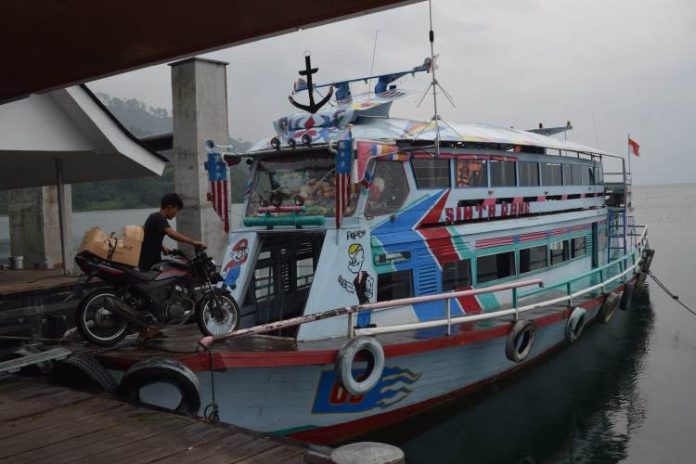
[{"x1": 2, "y1": 186, "x2": 694, "y2": 463}]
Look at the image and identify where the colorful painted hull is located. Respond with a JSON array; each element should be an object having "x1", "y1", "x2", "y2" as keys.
[{"x1": 186, "y1": 286, "x2": 624, "y2": 444}]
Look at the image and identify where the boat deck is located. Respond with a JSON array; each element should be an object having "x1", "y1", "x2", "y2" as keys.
[
  {"x1": 94, "y1": 286, "x2": 605, "y2": 371},
  {"x1": 0, "y1": 376, "x2": 311, "y2": 463}
]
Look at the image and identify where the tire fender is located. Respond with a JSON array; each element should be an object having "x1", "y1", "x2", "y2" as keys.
[
  {"x1": 118, "y1": 357, "x2": 201, "y2": 415},
  {"x1": 52, "y1": 353, "x2": 118, "y2": 394},
  {"x1": 635, "y1": 272, "x2": 648, "y2": 291},
  {"x1": 620, "y1": 282, "x2": 635, "y2": 311},
  {"x1": 335, "y1": 336, "x2": 385, "y2": 396},
  {"x1": 565, "y1": 307, "x2": 587, "y2": 344},
  {"x1": 505, "y1": 320, "x2": 536, "y2": 363},
  {"x1": 596, "y1": 293, "x2": 620, "y2": 324},
  {"x1": 641, "y1": 248, "x2": 655, "y2": 273}
]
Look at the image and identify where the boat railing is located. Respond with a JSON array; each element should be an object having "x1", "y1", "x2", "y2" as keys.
[{"x1": 200, "y1": 225, "x2": 648, "y2": 345}]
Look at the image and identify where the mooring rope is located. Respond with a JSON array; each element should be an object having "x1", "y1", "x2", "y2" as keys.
[
  {"x1": 197, "y1": 342, "x2": 220, "y2": 422},
  {"x1": 647, "y1": 270, "x2": 696, "y2": 319}
]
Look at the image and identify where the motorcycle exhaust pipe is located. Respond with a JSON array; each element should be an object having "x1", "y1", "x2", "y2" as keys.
[{"x1": 103, "y1": 296, "x2": 152, "y2": 329}]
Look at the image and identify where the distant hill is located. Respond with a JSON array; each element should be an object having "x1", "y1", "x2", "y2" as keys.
[{"x1": 0, "y1": 93, "x2": 252, "y2": 215}]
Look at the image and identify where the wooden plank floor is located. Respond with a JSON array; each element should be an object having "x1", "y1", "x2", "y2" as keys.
[{"x1": 0, "y1": 377, "x2": 310, "y2": 464}]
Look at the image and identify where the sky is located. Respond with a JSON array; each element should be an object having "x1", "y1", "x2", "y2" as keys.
[{"x1": 90, "y1": 0, "x2": 696, "y2": 185}]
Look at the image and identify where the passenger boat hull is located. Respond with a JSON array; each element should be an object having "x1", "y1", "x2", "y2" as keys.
[{"x1": 185, "y1": 286, "x2": 622, "y2": 444}]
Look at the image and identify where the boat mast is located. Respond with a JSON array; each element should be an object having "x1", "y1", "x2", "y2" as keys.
[{"x1": 427, "y1": 0, "x2": 441, "y2": 157}]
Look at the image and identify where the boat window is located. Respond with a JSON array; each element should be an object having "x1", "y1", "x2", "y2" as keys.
[
  {"x1": 442, "y1": 260, "x2": 472, "y2": 291},
  {"x1": 377, "y1": 270, "x2": 414, "y2": 302},
  {"x1": 518, "y1": 161, "x2": 540, "y2": 187},
  {"x1": 541, "y1": 162, "x2": 563, "y2": 186},
  {"x1": 572, "y1": 164, "x2": 590, "y2": 185},
  {"x1": 490, "y1": 159, "x2": 516, "y2": 187},
  {"x1": 594, "y1": 163, "x2": 603, "y2": 184},
  {"x1": 367, "y1": 161, "x2": 410, "y2": 217},
  {"x1": 563, "y1": 163, "x2": 576, "y2": 185},
  {"x1": 476, "y1": 251, "x2": 516, "y2": 284},
  {"x1": 588, "y1": 166, "x2": 596, "y2": 185},
  {"x1": 412, "y1": 158, "x2": 451, "y2": 188},
  {"x1": 520, "y1": 245, "x2": 548, "y2": 273},
  {"x1": 550, "y1": 240, "x2": 570, "y2": 265},
  {"x1": 572, "y1": 236, "x2": 587, "y2": 258},
  {"x1": 247, "y1": 152, "x2": 358, "y2": 217},
  {"x1": 455, "y1": 159, "x2": 488, "y2": 187}
]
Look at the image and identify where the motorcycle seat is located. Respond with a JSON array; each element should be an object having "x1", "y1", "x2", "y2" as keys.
[{"x1": 125, "y1": 267, "x2": 159, "y2": 281}]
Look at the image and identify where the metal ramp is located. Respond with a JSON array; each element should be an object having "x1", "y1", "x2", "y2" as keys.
[{"x1": 0, "y1": 347, "x2": 72, "y2": 376}]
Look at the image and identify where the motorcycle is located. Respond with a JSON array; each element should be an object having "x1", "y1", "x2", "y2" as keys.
[{"x1": 73, "y1": 248, "x2": 240, "y2": 346}]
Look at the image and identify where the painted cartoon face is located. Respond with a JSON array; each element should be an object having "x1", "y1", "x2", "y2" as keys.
[
  {"x1": 224, "y1": 238, "x2": 249, "y2": 273},
  {"x1": 348, "y1": 243, "x2": 364, "y2": 274}
]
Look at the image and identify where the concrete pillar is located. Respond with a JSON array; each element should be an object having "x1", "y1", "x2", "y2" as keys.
[
  {"x1": 8, "y1": 184, "x2": 73, "y2": 271},
  {"x1": 170, "y1": 57, "x2": 229, "y2": 261}
]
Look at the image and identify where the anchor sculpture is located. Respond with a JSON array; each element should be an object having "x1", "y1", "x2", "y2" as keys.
[{"x1": 288, "y1": 54, "x2": 333, "y2": 114}]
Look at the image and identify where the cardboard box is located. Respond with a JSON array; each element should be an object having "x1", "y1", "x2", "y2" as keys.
[
  {"x1": 78, "y1": 225, "x2": 144, "y2": 267},
  {"x1": 78, "y1": 227, "x2": 112, "y2": 260}
]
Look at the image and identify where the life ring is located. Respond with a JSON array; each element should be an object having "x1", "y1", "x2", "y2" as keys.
[
  {"x1": 620, "y1": 282, "x2": 636, "y2": 311},
  {"x1": 565, "y1": 307, "x2": 587, "y2": 344},
  {"x1": 335, "y1": 336, "x2": 385, "y2": 396},
  {"x1": 52, "y1": 353, "x2": 118, "y2": 394},
  {"x1": 505, "y1": 320, "x2": 536, "y2": 363},
  {"x1": 596, "y1": 293, "x2": 620, "y2": 324},
  {"x1": 119, "y1": 357, "x2": 201, "y2": 415}
]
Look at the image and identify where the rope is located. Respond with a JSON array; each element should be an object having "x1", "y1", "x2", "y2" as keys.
[
  {"x1": 647, "y1": 270, "x2": 696, "y2": 319},
  {"x1": 197, "y1": 342, "x2": 220, "y2": 421}
]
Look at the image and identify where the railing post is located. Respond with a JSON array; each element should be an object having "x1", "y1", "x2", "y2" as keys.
[
  {"x1": 446, "y1": 298, "x2": 452, "y2": 336},
  {"x1": 566, "y1": 282, "x2": 572, "y2": 306},
  {"x1": 347, "y1": 310, "x2": 355, "y2": 338},
  {"x1": 512, "y1": 288, "x2": 518, "y2": 321},
  {"x1": 600, "y1": 269, "x2": 605, "y2": 294}
]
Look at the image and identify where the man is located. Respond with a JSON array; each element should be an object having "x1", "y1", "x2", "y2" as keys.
[{"x1": 138, "y1": 193, "x2": 207, "y2": 270}]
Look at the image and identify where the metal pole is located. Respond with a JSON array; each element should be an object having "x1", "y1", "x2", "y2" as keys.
[{"x1": 55, "y1": 158, "x2": 69, "y2": 275}]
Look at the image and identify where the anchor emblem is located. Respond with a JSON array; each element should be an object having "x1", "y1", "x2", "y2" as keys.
[{"x1": 288, "y1": 54, "x2": 333, "y2": 114}]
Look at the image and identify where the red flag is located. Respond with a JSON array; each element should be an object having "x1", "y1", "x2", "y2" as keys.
[{"x1": 628, "y1": 137, "x2": 640, "y2": 157}]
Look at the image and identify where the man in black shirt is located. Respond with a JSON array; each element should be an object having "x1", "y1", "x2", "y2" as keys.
[{"x1": 138, "y1": 193, "x2": 207, "y2": 270}]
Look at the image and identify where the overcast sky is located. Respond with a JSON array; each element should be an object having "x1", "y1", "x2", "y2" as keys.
[{"x1": 90, "y1": 0, "x2": 696, "y2": 185}]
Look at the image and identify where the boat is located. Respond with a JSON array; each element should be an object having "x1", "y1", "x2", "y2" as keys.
[{"x1": 101, "y1": 58, "x2": 654, "y2": 445}]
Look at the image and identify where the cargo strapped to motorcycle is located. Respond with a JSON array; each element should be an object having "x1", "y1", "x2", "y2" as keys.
[{"x1": 107, "y1": 234, "x2": 119, "y2": 262}]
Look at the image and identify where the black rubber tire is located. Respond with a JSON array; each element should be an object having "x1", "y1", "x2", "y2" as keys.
[
  {"x1": 118, "y1": 357, "x2": 201, "y2": 415},
  {"x1": 53, "y1": 353, "x2": 118, "y2": 394},
  {"x1": 195, "y1": 291, "x2": 240, "y2": 337},
  {"x1": 565, "y1": 307, "x2": 587, "y2": 344},
  {"x1": 76, "y1": 288, "x2": 129, "y2": 347},
  {"x1": 641, "y1": 248, "x2": 655, "y2": 272},
  {"x1": 620, "y1": 282, "x2": 635, "y2": 311},
  {"x1": 335, "y1": 336, "x2": 385, "y2": 396},
  {"x1": 505, "y1": 320, "x2": 536, "y2": 363},
  {"x1": 596, "y1": 293, "x2": 620, "y2": 324}
]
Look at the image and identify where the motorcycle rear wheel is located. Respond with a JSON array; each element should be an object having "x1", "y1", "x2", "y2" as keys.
[
  {"x1": 76, "y1": 289, "x2": 129, "y2": 347},
  {"x1": 195, "y1": 292, "x2": 240, "y2": 337}
]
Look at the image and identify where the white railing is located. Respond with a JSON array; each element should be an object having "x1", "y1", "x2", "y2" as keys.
[{"x1": 199, "y1": 225, "x2": 648, "y2": 346}]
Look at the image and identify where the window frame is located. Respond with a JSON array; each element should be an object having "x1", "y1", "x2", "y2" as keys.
[
  {"x1": 377, "y1": 269, "x2": 414, "y2": 302},
  {"x1": 476, "y1": 251, "x2": 517, "y2": 284},
  {"x1": 442, "y1": 259, "x2": 472, "y2": 291},
  {"x1": 411, "y1": 157, "x2": 451, "y2": 189},
  {"x1": 519, "y1": 245, "x2": 548, "y2": 274}
]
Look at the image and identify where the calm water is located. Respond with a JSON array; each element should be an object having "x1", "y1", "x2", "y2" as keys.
[
  {"x1": 2, "y1": 187, "x2": 695, "y2": 462},
  {"x1": 361, "y1": 184, "x2": 696, "y2": 463}
]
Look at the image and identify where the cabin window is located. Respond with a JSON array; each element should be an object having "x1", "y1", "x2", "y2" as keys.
[
  {"x1": 412, "y1": 158, "x2": 450, "y2": 188},
  {"x1": 367, "y1": 161, "x2": 409, "y2": 217},
  {"x1": 550, "y1": 240, "x2": 570, "y2": 265},
  {"x1": 594, "y1": 164, "x2": 603, "y2": 184},
  {"x1": 518, "y1": 161, "x2": 540, "y2": 187},
  {"x1": 442, "y1": 260, "x2": 472, "y2": 291},
  {"x1": 588, "y1": 166, "x2": 596, "y2": 185},
  {"x1": 572, "y1": 164, "x2": 591, "y2": 185},
  {"x1": 562, "y1": 163, "x2": 573, "y2": 185},
  {"x1": 572, "y1": 236, "x2": 587, "y2": 258},
  {"x1": 455, "y1": 159, "x2": 488, "y2": 187},
  {"x1": 490, "y1": 159, "x2": 516, "y2": 187},
  {"x1": 377, "y1": 270, "x2": 414, "y2": 302},
  {"x1": 520, "y1": 245, "x2": 548, "y2": 273},
  {"x1": 477, "y1": 251, "x2": 516, "y2": 284},
  {"x1": 541, "y1": 162, "x2": 563, "y2": 186}
]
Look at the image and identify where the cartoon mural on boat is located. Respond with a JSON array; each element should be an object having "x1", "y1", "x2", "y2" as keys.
[{"x1": 338, "y1": 242, "x2": 374, "y2": 305}]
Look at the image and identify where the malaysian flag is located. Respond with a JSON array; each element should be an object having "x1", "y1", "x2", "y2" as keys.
[
  {"x1": 206, "y1": 151, "x2": 230, "y2": 233},
  {"x1": 335, "y1": 130, "x2": 353, "y2": 229}
]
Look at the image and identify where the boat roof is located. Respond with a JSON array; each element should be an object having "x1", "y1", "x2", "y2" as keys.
[{"x1": 246, "y1": 94, "x2": 615, "y2": 158}]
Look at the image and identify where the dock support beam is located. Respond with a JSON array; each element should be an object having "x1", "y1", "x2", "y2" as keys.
[{"x1": 170, "y1": 57, "x2": 230, "y2": 261}]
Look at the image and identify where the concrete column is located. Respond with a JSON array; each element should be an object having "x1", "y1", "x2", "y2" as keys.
[
  {"x1": 8, "y1": 184, "x2": 73, "y2": 271},
  {"x1": 170, "y1": 57, "x2": 229, "y2": 261}
]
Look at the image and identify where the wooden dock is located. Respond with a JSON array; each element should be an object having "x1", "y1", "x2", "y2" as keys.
[{"x1": 0, "y1": 376, "x2": 314, "y2": 464}]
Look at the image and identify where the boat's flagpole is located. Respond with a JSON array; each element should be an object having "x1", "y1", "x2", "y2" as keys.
[{"x1": 427, "y1": 0, "x2": 440, "y2": 157}]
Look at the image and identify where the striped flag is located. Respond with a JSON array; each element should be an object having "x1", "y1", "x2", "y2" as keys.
[
  {"x1": 335, "y1": 131, "x2": 353, "y2": 229},
  {"x1": 206, "y1": 151, "x2": 230, "y2": 233}
]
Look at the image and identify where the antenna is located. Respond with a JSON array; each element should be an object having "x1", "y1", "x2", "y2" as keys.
[
  {"x1": 414, "y1": 0, "x2": 456, "y2": 157},
  {"x1": 367, "y1": 29, "x2": 379, "y2": 97}
]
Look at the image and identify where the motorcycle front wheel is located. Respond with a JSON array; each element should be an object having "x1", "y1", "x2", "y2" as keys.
[
  {"x1": 195, "y1": 292, "x2": 240, "y2": 337},
  {"x1": 76, "y1": 289, "x2": 130, "y2": 347}
]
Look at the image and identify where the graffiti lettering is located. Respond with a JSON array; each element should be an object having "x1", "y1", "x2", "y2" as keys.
[
  {"x1": 442, "y1": 202, "x2": 531, "y2": 223},
  {"x1": 346, "y1": 230, "x2": 366, "y2": 240}
]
